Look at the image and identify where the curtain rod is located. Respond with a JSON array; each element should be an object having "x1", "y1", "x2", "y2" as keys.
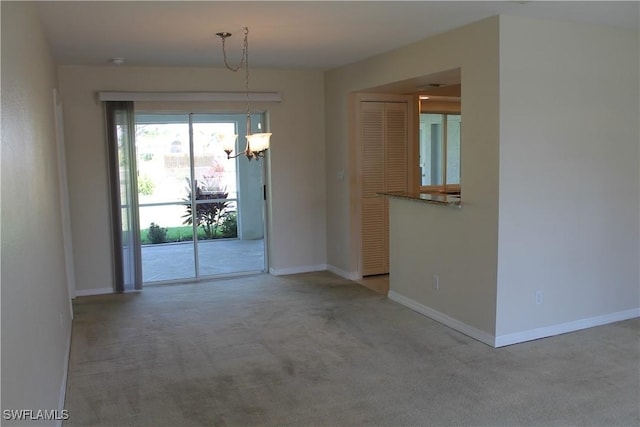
[{"x1": 97, "y1": 91, "x2": 282, "y2": 102}]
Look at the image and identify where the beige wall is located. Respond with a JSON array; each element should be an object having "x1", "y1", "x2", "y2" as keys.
[
  {"x1": 325, "y1": 18, "x2": 501, "y2": 334},
  {"x1": 58, "y1": 66, "x2": 326, "y2": 292},
  {"x1": 339, "y1": 14, "x2": 639, "y2": 345},
  {"x1": 1, "y1": 1, "x2": 73, "y2": 421},
  {"x1": 495, "y1": 16, "x2": 640, "y2": 339}
]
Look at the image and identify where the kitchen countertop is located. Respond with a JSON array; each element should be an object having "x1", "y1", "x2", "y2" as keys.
[{"x1": 378, "y1": 191, "x2": 461, "y2": 207}]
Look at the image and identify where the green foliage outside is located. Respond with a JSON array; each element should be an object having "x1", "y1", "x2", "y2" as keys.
[
  {"x1": 182, "y1": 178, "x2": 237, "y2": 240},
  {"x1": 138, "y1": 164, "x2": 239, "y2": 246},
  {"x1": 219, "y1": 212, "x2": 237, "y2": 238},
  {"x1": 139, "y1": 225, "x2": 230, "y2": 245},
  {"x1": 138, "y1": 174, "x2": 155, "y2": 195},
  {"x1": 146, "y1": 222, "x2": 168, "y2": 244}
]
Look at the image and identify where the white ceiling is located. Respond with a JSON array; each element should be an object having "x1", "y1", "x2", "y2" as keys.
[{"x1": 36, "y1": 1, "x2": 638, "y2": 71}]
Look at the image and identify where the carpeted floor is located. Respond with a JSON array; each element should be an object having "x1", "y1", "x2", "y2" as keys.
[{"x1": 64, "y1": 272, "x2": 640, "y2": 427}]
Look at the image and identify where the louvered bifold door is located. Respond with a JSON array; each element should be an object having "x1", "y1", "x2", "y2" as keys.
[
  {"x1": 360, "y1": 101, "x2": 408, "y2": 276},
  {"x1": 361, "y1": 102, "x2": 387, "y2": 276}
]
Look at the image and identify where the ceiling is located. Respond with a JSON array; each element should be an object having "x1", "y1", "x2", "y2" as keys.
[{"x1": 35, "y1": 1, "x2": 639, "y2": 71}]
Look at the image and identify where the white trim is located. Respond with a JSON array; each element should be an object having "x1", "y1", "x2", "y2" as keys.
[
  {"x1": 97, "y1": 91, "x2": 282, "y2": 103},
  {"x1": 57, "y1": 326, "x2": 72, "y2": 427},
  {"x1": 53, "y1": 89, "x2": 76, "y2": 304},
  {"x1": 495, "y1": 308, "x2": 640, "y2": 348},
  {"x1": 75, "y1": 287, "x2": 114, "y2": 297},
  {"x1": 269, "y1": 264, "x2": 327, "y2": 276},
  {"x1": 388, "y1": 291, "x2": 639, "y2": 348},
  {"x1": 327, "y1": 264, "x2": 361, "y2": 281},
  {"x1": 388, "y1": 290, "x2": 496, "y2": 347}
]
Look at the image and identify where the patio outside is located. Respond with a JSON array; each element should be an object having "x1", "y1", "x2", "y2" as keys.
[{"x1": 142, "y1": 238, "x2": 265, "y2": 283}]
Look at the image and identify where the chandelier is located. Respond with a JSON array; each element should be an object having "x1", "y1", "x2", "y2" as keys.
[{"x1": 216, "y1": 27, "x2": 272, "y2": 161}]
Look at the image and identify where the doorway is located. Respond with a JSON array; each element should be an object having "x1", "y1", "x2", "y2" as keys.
[
  {"x1": 134, "y1": 112, "x2": 267, "y2": 283},
  {"x1": 354, "y1": 94, "x2": 412, "y2": 277}
]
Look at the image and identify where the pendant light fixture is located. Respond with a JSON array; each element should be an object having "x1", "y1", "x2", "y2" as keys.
[{"x1": 216, "y1": 27, "x2": 271, "y2": 161}]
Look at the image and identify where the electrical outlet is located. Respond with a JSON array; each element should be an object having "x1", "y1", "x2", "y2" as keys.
[
  {"x1": 433, "y1": 274, "x2": 440, "y2": 290},
  {"x1": 535, "y1": 290, "x2": 543, "y2": 305}
]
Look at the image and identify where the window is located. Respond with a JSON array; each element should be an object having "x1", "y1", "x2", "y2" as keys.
[{"x1": 419, "y1": 112, "x2": 461, "y2": 193}]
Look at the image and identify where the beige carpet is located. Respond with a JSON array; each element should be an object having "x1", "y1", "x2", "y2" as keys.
[{"x1": 64, "y1": 272, "x2": 640, "y2": 426}]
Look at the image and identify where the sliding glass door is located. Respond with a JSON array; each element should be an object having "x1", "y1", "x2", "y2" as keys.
[{"x1": 134, "y1": 112, "x2": 266, "y2": 284}]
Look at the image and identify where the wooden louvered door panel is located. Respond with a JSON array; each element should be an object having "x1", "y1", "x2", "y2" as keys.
[
  {"x1": 360, "y1": 101, "x2": 408, "y2": 276},
  {"x1": 361, "y1": 103, "x2": 385, "y2": 198},
  {"x1": 361, "y1": 102, "x2": 386, "y2": 276},
  {"x1": 384, "y1": 103, "x2": 408, "y2": 193},
  {"x1": 382, "y1": 102, "x2": 407, "y2": 274},
  {"x1": 362, "y1": 197, "x2": 386, "y2": 275}
]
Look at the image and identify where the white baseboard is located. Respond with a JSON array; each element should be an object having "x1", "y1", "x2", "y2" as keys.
[
  {"x1": 388, "y1": 290, "x2": 496, "y2": 347},
  {"x1": 269, "y1": 264, "x2": 327, "y2": 276},
  {"x1": 326, "y1": 264, "x2": 361, "y2": 281},
  {"x1": 495, "y1": 308, "x2": 640, "y2": 347},
  {"x1": 74, "y1": 287, "x2": 113, "y2": 297},
  {"x1": 389, "y1": 290, "x2": 639, "y2": 348},
  {"x1": 57, "y1": 324, "x2": 72, "y2": 427}
]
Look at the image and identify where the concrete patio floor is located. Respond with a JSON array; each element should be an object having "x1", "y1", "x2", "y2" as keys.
[{"x1": 141, "y1": 238, "x2": 265, "y2": 283}]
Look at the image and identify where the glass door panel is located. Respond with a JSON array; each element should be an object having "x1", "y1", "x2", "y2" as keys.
[
  {"x1": 192, "y1": 115, "x2": 266, "y2": 276},
  {"x1": 135, "y1": 114, "x2": 196, "y2": 282}
]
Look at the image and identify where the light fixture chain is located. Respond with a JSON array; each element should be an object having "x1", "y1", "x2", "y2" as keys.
[
  {"x1": 244, "y1": 27, "x2": 252, "y2": 139},
  {"x1": 220, "y1": 28, "x2": 248, "y2": 72},
  {"x1": 217, "y1": 26, "x2": 270, "y2": 161}
]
